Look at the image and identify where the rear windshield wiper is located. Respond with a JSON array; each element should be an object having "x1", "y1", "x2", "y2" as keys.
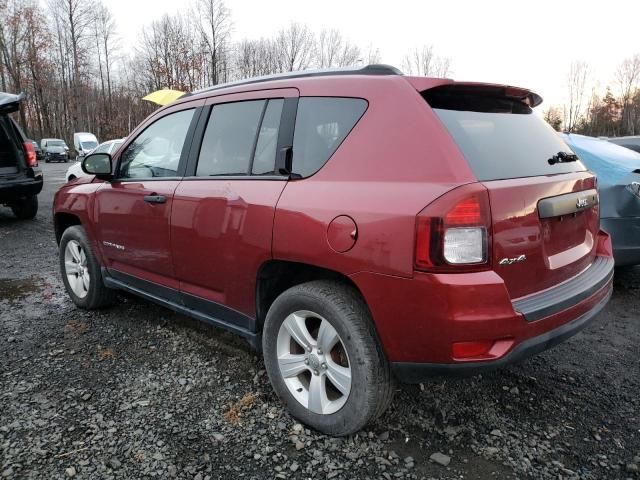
[{"x1": 548, "y1": 151, "x2": 579, "y2": 165}]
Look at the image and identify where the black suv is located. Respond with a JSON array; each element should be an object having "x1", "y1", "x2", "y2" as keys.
[{"x1": 0, "y1": 92, "x2": 43, "y2": 219}]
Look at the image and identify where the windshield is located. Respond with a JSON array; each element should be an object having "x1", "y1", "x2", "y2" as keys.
[
  {"x1": 49, "y1": 140, "x2": 65, "y2": 147},
  {"x1": 81, "y1": 141, "x2": 98, "y2": 150}
]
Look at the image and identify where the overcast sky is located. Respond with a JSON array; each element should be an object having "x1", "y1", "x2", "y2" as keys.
[{"x1": 107, "y1": 0, "x2": 640, "y2": 109}]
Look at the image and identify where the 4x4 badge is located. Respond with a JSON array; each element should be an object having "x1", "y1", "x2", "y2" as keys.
[{"x1": 499, "y1": 254, "x2": 526, "y2": 266}]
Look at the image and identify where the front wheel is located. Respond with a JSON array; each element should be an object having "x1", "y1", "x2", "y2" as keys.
[
  {"x1": 59, "y1": 225, "x2": 116, "y2": 309},
  {"x1": 262, "y1": 281, "x2": 393, "y2": 436},
  {"x1": 11, "y1": 195, "x2": 38, "y2": 220}
]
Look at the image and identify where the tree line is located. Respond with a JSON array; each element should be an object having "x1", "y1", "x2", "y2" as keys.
[
  {"x1": 0, "y1": 0, "x2": 453, "y2": 147},
  {"x1": 546, "y1": 55, "x2": 640, "y2": 138}
]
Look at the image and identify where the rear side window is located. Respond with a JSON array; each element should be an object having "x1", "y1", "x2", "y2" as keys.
[
  {"x1": 292, "y1": 97, "x2": 367, "y2": 177},
  {"x1": 197, "y1": 100, "x2": 265, "y2": 176},
  {"x1": 425, "y1": 88, "x2": 586, "y2": 181}
]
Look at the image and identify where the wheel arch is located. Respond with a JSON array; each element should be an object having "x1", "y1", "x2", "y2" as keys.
[
  {"x1": 54, "y1": 212, "x2": 82, "y2": 244},
  {"x1": 255, "y1": 260, "x2": 376, "y2": 333}
]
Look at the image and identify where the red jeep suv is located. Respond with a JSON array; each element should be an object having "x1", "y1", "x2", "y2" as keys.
[{"x1": 53, "y1": 65, "x2": 614, "y2": 435}]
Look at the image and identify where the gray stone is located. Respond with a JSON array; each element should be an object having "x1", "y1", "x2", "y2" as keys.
[{"x1": 430, "y1": 452, "x2": 451, "y2": 467}]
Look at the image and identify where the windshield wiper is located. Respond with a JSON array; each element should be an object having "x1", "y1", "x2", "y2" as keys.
[{"x1": 548, "y1": 151, "x2": 579, "y2": 165}]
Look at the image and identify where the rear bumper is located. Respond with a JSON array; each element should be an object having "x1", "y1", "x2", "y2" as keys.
[
  {"x1": 351, "y1": 231, "x2": 614, "y2": 382},
  {"x1": 0, "y1": 176, "x2": 43, "y2": 202},
  {"x1": 391, "y1": 286, "x2": 611, "y2": 381},
  {"x1": 601, "y1": 216, "x2": 640, "y2": 266}
]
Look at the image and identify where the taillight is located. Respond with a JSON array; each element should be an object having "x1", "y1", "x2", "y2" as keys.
[
  {"x1": 415, "y1": 183, "x2": 492, "y2": 272},
  {"x1": 23, "y1": 142, "x2": 37, "y2": 167}
]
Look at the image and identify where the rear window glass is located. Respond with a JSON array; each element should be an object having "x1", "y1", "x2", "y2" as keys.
[
  {"x1": 425, "y1": 91, "x2": 586, "y2": 181},
  {"x1": 292, "y1": 97, "x2": 367, "y2": 177}
]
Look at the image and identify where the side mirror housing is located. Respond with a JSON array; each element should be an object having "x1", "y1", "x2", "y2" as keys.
[{"x1": 82, "y1": 153, "x2": 113, "y2": 180}]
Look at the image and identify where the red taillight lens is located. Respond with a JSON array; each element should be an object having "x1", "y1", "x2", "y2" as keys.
[
  {"x1": 414, "y1": 183, "x2": 492, "y2": 272},
  {"x1": 23, "y1": 142, "x2": 37, "y2": 167},
  {"x1": 445, "y1": 196, "x2": 481, "y2": 225}
]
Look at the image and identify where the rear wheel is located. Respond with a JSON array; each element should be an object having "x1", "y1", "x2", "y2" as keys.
[
  {"x1": 11, "y1": 195, "x2": 38, "y2": 220},
  {"x1": 263, "y1": 281, "x2": 393, "y2": 436},
  {"x1": 59, "y1": 225, "x2": 116, "y2": 309}
]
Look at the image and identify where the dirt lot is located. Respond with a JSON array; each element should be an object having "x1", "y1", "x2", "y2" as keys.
[{"x1": 1, "y1": 162, "x2": 639, "y2": 480}]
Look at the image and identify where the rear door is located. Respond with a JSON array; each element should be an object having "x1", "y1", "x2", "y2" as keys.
[
  {"x1": 170, "y1": 88, "x2": 298, "y2": 321},
  {"x1": 425, "y1": 86, "x2": 599, "y2": 299},
  {"x1": 94, "y1": 102, "x2": 202, "y2": 288}
]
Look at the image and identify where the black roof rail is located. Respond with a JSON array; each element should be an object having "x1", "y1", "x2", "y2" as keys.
[{"x1": 190, "y1": 64, "x2": 403, "y2": 96}]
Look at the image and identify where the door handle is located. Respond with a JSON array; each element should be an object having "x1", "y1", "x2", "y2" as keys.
[{"x1": 144, "y1": 195, "x2": 166, "y2": 204}]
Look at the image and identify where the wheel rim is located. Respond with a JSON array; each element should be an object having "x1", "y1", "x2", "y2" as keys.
[
  {"x1": 64, "y1": 240, "x2": 90, "y2": 298},
  {"x1": 276, "y1": 310, "x2": 351, "y2": 415}
]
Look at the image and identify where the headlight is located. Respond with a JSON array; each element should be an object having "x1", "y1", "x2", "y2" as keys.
[{"x1": 627, "y1": 182, "x2": 640, "y2": 198}]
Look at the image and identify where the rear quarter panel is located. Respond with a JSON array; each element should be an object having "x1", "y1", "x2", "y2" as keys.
[{"x1": 273, "y1": 76, "x2": 476, "y2": 278}]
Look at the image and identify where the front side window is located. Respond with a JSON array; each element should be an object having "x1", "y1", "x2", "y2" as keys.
[
  {"x1": 196, "y1": 100, "x2": 265, "y2": 176},
  {"x1": 118, "y1": 109, "x2": 194, "y2": 179},
  {"x1": 292, "y1": 97, "x2": 368, "y2": 177}
]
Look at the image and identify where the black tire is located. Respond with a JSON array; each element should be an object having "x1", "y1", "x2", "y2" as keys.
[
  {"x1": 262, "y1": 281, "x2": 394, "y2": 436},
  {"x1": 59, "y1": 225, "x2": 117, "y2": 309},
  {"x1": 45, "y1": 159, "x2": 50, "y2": 163},
  {"x1": 11, "y1": 195, "x2": 38, "y2": 220}
]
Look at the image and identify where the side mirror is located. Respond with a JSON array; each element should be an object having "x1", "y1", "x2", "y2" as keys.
[{"x1": 82, "y1": 153, "x2": 112, "y2": 180}]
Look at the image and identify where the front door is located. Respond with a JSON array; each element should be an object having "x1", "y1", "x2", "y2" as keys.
[
  {"x1": 94, "y1": 105, "x2": 199, "y2": 288},
  {"x1": 171, "y1": 89, "x2": 298, "y2": 323}
]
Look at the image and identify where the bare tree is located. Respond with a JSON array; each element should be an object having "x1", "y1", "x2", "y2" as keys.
[
  {"x1": 196, "y1": 0, "x2": 231, "y2": 85},
  {"x1": 364, "y1": 45, "x2": 381, "y2": 65},
  {"x1": 276, "y1": 22, "x2": 314, "y2": 72},
  {"x1": 616, "y1": 54, "x2": 640, "y2": 135},
  {"x1": 48, "y1": 0, "x2": 97, "y2": 132},
  {"x1": 564, "y1": 61, "x2": 590, "y2": 132},
  {"x1": 402, "y1": 45, "x2": 451, "y2": 77},
  {"x1": 316, "y1": 29, "x2": 360, "y2": 68},
  {"x1": 544, "y1": 106, "x2": 563, "y2": 131}
]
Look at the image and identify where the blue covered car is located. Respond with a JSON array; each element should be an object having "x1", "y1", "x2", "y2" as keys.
[{"x1": 561, "y1": 133, "x2": 640, "y2": 266}]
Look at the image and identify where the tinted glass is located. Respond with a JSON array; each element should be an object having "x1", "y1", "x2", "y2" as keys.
[
  {"x1": 197, "y1": 100, "x2": 265, "y2": 176},
  {"x1": 110, "y1": 141, "x2": 124, "y2": 154},
  {"x1": 429, "y1": 92, "x2": 586, "y2": 181},
  {"x1": 252, "y1": 99, "x2": 283, "y2": 174},
  {"x1": 92, "y1": 142, "x2": 111, "y2": 154},
  {"x1": 119, "y1": 109, "x2": 194, "y2": 179},
  {"x1": 81, "y1": 141, "x2": 98, "y2": 150},
  {"x1": 292, "y1": 97, "x2": 367, "y2": 177}
]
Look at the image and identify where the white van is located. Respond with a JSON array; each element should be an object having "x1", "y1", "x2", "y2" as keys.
[{"x1": 73, "y1": 132, "x2": 98, "y2": 160}]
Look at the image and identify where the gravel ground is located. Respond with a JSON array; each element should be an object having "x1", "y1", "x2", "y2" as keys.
[{"x1": 1, "y1": 162, "x2": 639, "y2": 480}]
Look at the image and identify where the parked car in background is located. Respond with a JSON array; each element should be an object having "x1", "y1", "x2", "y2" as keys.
[
  {"x1": 73, "y1": 132, "x2": 98, "y2": 160},
  {"x1": 606, "y1": 135, "x2": 640, "y2": 154},
  {"x1": 53, "y1": 65, "x2": 614, "y2": 435},
  {"x1": 66, "y1": 138, "x2": 125, "y2": 181},
  {"x1": 30, "y1": 140, "x2": 43, "y2": 160},
  {"x1": 561, "y1": 133, "x2": 640, "y2": 266},
  {"x1": 0, "y1": 92, "x2": 43, "y2": 219},
  {"x1": 42, "y1": 138, "x2": 69, "y2": 162}
]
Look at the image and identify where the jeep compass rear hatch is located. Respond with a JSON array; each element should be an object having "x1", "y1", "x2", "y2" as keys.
[{"x1": 423, "y1": 84, "x2": 599, "y2": 300}]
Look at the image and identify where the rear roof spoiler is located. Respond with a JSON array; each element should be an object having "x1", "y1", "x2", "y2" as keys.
[
  {"x1": 0, "y1": 92, "x2": 25, "y2": 114},
  {"x1": 406, "y1": 77, "x2": 543, "y2": 108}
]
